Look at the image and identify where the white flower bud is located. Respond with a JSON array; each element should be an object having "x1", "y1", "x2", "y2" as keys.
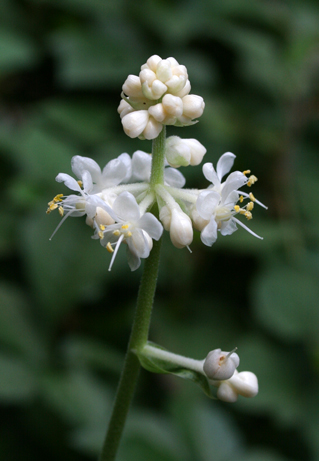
[
  {"x1": 159, "y1": 205, "x2": 171, "y2": 231},
  {"x1": 175, "y1": 79, "x2": 191, "y2": 98},
  {"x1": 191, "y1": 206, "x2": 209, "y2": 231},
  {"x1": 203, "y1": 348, "x2": 240, "y2": 381},
  {"x1": 121, "y1": 110, "x2": 149, "y2": 138},
  {"x1": 156, "y1": 59, "x2": 172, "y2": 82},
  {"x1": 117, "y1": 100, "x2": 134, "y2": 119},
  {"x1": 122, "y1": 75, "x2": 144, "y2": 99},
  {"x1": 169, "y1": 206, "x2": 193, "y2": 248},
  {"x1": 95, "y1": 206, "x2": 115, "y2": 226},
  {"x1": 142, "y1": 55, "x2": 162, "y2": 72},
  {"x1": 229, "y1": 371, "x2": 259, "y2": 398},
  {"x1": 210, "y1": 370, "x2": 259, "y2": 403},
  {"x1": 139, "y1": 68, "x2": 156, "y2": 85},
  {"x1": 165, "y1": 136, "x2": 206, "y2": 168},
  {"x1": 182, "y1": 94, "x2": 205, "y2": 119},
  {"x1": 142, "y1": 116, "x2": 163, "y2": 140},
  {"x1": 148, "y1": 103, "x2": 166, "y2": 123},
  {"x1": 165, "y1": 136, "x2": 191, "y2": 168},
  {"x1": 162, "y1": 94, "x2": 183, "y2": 116}
]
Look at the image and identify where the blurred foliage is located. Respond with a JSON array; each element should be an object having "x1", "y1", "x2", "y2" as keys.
[{"x1": 0, "y1": 0, "x2": 319, "y2": 460}]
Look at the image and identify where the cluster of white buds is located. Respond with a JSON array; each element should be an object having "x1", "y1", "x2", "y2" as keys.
[
  {"x1": 118, "y1": 55, "x2": 205, "y2": 140},
  {"x1": 203, "y1": 348, "x2": 258, "y2": 402}
]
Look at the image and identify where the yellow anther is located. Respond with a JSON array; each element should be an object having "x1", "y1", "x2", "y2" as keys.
[
  {"x1": 46, "y1": 209, "x2": 51, "y2": 214},
  {"x1": 247, "y1": 175, "x2": 258, "y2": 187},
  {"x1": 246, "y1": 202, "x2": 254, "y2": 211},
  {"x1": 77, "y1": 180, "x2": 83, "y2": 188},
  {"x1": 99, "y1": 224, "x2": 106, "y2": 231},
  {"x1": 245, "y1": 211, "x2": 253, "y2": 220},
  {"x1": 126, "y1": 231, "x2": 132, "y2": 237},
  {"x1": 49, "y1": 202, "x2": 58, "y2": 211},
  {"x1": 239, "y1": 195, "x2": 244, "y2": 203},
  {"x1": 234, "y1": 205, "x2": 240, "y2": 212},
  {"x1": 58, "y1": 206, "x2": 64, "y2": 216},
  {"x1": 243, "y1": 170, "x2": 251, "y2": 176},
  {"x1": 113, "y1": 230, "x2": 120, "y2": 236},
  {"x1": 239, "y1": 209, "x2": 246, "y2": 215},
  {"x1": 249, "y1": 192, "x2": 256, "y2": 201},
  {"x1": 106, "y1": 242, "x2": 114, "y2": 253},
  {"x1": 121, "y1": 224, "x2": 129, "y2": 230},
  {"x1": 98, "y1": 231, "x2": 104, "y2": 239},
  {"x1": 53, "y1": 194, "x2": 63, "y2": 202}
]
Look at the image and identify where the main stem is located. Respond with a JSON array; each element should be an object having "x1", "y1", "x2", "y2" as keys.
[{"x1": 99, "y1": 128, "x2": 166, "y2": 461}]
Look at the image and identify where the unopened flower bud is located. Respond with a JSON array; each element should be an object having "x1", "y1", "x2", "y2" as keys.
[
  {"x1": 95, "y1": 206, "x2": 115, "y2": 226},
  {"x1": 169, "y1": 206, "x2": 193, "y2": 248},
  {"x1": 212, "y1": 370, "x2": 259, "y2": 403},
  {"x1": 203, "y1": 348, "x2": 240, "y2": 381},
  {"x1": 159, "y1": 205, "x2": 171, "y2": 231},
  {"x1": 122, "y1": 75, "x2": 144, "y2": 99},
  {"x1": 117, "y1": 100, "x2": 134, "y2": 119},
  {"x1": 165, "y1": 136, "x2": 206, "y2": 168},
  {"x1": 182, "y1": 95, "x2": 205, "y2": 119},
  {"x1": 121, "y1": 110, "x2": 149, "y2": 138}
]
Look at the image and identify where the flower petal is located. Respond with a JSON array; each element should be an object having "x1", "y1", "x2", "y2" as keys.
[
  {"x1": 164, "y1": 168, "x2": 186, "y2": 188},
  {"x1": 221, "y1": 171, "x2": 247, "y2": 204},
  {"x1": 196, "y1": 190, "x2": 220, "y2": 220},
  {"x1": 126, "y1": 245, "x2": 141, "y2": 271},
  {"x1": 71, "y1": 156, "x2": 101, "y2": 183},
  {"x1": 200, "y1": 218, "x2": 218, "y2": 246},
  {"x1": 129, "y1": 229, "x2": 150, "y2": 259},
  {"x1": 102, "y1": 153, "x2": 132, "y2": 187},
  {"x1": 82, "y1": 170, "x2": 93, "y2": 193},
  {"x1": 202, "y1": 162, "x2": 219, "y2": 186},
  {"x1": 131, "y1": 151, "x2": 152, "y2": 182},
  {"x1": 137, "y1": 213, "x2": 163, "y2": 240},
  {"x1": 112, "y1": 192, "x2": 140, "y2": 222},
  {"x1": 216, "y1": 152, "x2": 236, "y2": 182},
  {"x1": 220, "y1": 218, "x2": 238, "y2": 236},
  {"x1": 56, "y1": 173, "x2": 81, "y2": 192}
]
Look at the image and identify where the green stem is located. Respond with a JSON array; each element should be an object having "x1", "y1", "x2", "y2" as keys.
[
  {"x1": 99, "y1": 131, "x2": 165, "y2": 461},
  {"x1": 150, "y1": 126, "x2": 166, "y2": 187}
]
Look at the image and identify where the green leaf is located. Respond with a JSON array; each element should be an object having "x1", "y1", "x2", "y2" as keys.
[
  {"x1": 0, "y1": 29, "x2": 38, "y2": 72},
  {"x1": 0, "y1": 352, "x2": 37, "y2": 402},
  {"x1": 253, "y1": 264, "x2": 319, "y2": 340},
  {"x1": 136, "y1": 342, "x2": 213, "y2": 398}
]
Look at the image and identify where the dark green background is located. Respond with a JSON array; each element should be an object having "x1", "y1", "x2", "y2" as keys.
[{"x1": 1, "y1": 0, "x2": 319, "y2": 459}]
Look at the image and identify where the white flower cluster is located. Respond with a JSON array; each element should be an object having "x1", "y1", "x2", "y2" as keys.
[
  {"x1": 118, "y1": 55, "x2": 205, "y2": 140},
  {"x1": 47, "y1": 145, "x2": 266, "y2": 271},
  {"x1": 203, "y1": 348, "x2": 258, "y2": 402}
]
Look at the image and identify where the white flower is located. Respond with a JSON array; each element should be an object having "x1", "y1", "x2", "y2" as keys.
[
  {"x1": 210, "y1": 370, "x2": 259, "y2": 403},
  {"x1": 71, "y1": 154, "x2": 132, "y2": 193},
  {"x1": 203, "y1": 348, "x2": 240, "y2": 381},
  {"x1": 98, "y1": 192, "x2": 163, "y2": 271},
  {"x1": 196, "y1": 152, "x2": 265, "y2": 246},
  {"x1": 165, "y1": 136, "x2": 206, "y2": 168}
]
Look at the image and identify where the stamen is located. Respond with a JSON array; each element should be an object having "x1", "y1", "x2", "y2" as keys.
[
  {"x1": 246, "y1": 202, "x2": 254, "y2": 211},
  {"x1": 99, "y1": 224, "x2": 106, "y2": 231},
  {"x1": 234, "y1": 205, "x2": 240, "y2": 212},
  {"x1": 98, "y1": 231, "x2": 104, "y2": 239},
  {"x1": 106, "y1": 242, "x2": 114, "y2": 253},
  {"x1": 244, "y1": 211, "x2": 252, "y2": 220},
  {"x1": 249, "y1": 192, "x2": 256, "y2": 202},
  {"x1": 77, "y1": 180, "x2": 83, "y2": 188},
  {"x1": 239, "y1": 195, "x2": 244, "y2": 203},
  {"x1": 126, "y1": 231, "x2": 132, "y2": 237},
  {"x1": 58, "y1": 206, "x2": 64, "y2": 216},
  {"x1": 247, "y1": 175, "x2": 258, "y2": 187},
  {"x1": 53, "y1": 194, "x2": 63, "y2": 202},
  {"x1": 113, "y1": 230, "x2": 120, "y2": 236},
  {"x1": 243, "y1": 170, "x2": 251, "y2": 176},
  {"x1": 226, "y1": 347, "x2": 238, "y2": 359},
  {"x1": 121, "y1": 224, "x2": 129, "y2": 230},
  {"x1": 239, "y1": 209, "x2": 246, "y2": 215}
]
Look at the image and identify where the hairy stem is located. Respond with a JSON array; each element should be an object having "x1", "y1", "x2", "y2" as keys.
[{"x1": 99, "y1": 131, "x2": 165, "y2": 461}]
